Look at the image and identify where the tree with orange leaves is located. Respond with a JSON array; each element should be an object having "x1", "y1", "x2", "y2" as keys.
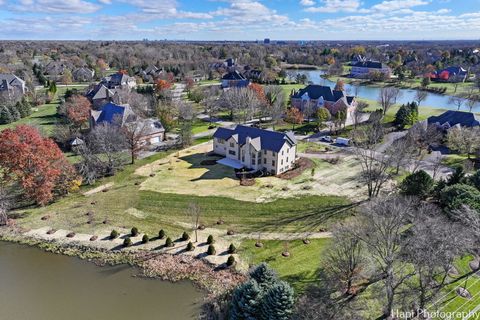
[
  {"x1": 285, "y1": 107, "x2": 304, "y2": 130},
  {"x1": 155, "y1": 79, "x2": 172, "y2": 96},
  {"x1": 65, "y1": 95, "x2": 92, "y2": 129},
  {"x1": 0, "y1": 125, "x2": 80, "y2": 205}
]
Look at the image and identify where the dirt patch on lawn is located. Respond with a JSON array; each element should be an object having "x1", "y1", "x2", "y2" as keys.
[
  {"x1": 278, "y1": 158, "x2": 315, "y2": 180},
  {"x1": 83, "y1": 182, "x2": 114, "y2": 196}
]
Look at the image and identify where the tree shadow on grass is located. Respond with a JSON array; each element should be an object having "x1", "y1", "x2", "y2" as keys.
[
  {"x1": 179, "y1": 153, "x2": 237, "y2": 181},
  {"x1": 251, "y1": 201, "x2": 363, "y2": 233}
]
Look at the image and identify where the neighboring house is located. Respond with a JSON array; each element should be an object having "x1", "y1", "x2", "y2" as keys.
[
  {"x1": 73, "y1": 67, "x2": 95, "y2": 82},
  {"x1": 213, "y1": 125, "x2": 297, "y2": 175},
  {"x1": 86, "y1": 84, "x2": 118, "y2": 109},
  {"x1": 138, "y1": 65, "x2": 163, "y2": 82},
  {"x1": 427, "y1": 110, "x2": 480, "y2": 130},
  {"x1": 221, "y1": 70, "x2": 250, "y2": 88},
  {"x1": 138, "y1": 118, "x2": 165, "y2": 144},
  {"x1": 44, "y1": 61, "x2": 73, "y2": 78},
  {"x1": 90, "y1": 102, "x2": 136, "y2": 127},
  {"x1": 243, "y1": 68, "x2": 262, "y2": 81},
  {"x1": 90, "y1": 102, "x2": 165, "y2": 144},
  {"x1": 0, "y1": 74, "x2": 26, "y2": 98},
  {"x1": 428, "y1": 67, "x2": 468, "y2": 83},
  {"x1": 290, "y1": 85, "x2": 357, "y2": 117},
  {"x1": 350, "y1": 60, "x2": 391, "y2": 79},
  {"x1": 100, "y1": 72, "x2": 136, "y2": 90}
]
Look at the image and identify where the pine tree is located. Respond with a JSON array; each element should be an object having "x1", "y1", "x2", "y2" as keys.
[
  {"x1": 394, "y1": 104, "x2": 409, "y2": 128},
  {"x1": 229, "y1": 279, "x2": 262, "y2": 320},
  {"x1": 7, "y1": 105, "x2": 20, "y2": 121},
  {"x1": 259, "y1": 281, "x2": 295, "y2": 320},
  {"x1": 249, "y1": 263, "x2": 278, "y2": 290},
  {"x1": 0, "y1": 106, "x2": 13, "y2": 124}
]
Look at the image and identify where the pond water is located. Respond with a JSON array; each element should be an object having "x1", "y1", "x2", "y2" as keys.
[
  {"x1": 0, "y1": 241, "x2": 203, "y2": 320},
  {"x1": 292, "y1": 69, "x2": 470, "y2": 111}
]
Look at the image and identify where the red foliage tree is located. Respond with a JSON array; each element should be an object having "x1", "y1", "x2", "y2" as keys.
[
  {"x1": 285, "y1": 107, "x2": 304, "y2": 130},
  {"x1": 155, "y1": 79, "x2": 172, "y2": 95},
  {"x1": 0, "y1": 125, "x2": 80, "y2": 205},
  {"x1": 249, "y1": 83, "x2": 267, "y2": 106},
  {"x1": 65, "y1": 95, "x2": 92, "y2": 128},
  {"x1": 185, "y1": 77, "x2": 195, "y2": 91}
]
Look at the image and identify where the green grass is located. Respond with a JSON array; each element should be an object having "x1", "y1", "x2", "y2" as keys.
[
  {"x1": 0, "y1": 85, "x2": 89, "y2": 135},
  {"x1": 14, "y1": 149, "x2": 354, "y2": 237},
  {"x1": 240, "y1": 238, "x2": 331, "y2": 293},
  {"x1": 442, "y1": 154, "x2": 476, "y2": 170},
  {"x1": 297, "y1": 141, "x2": 327, "y2": 153}
]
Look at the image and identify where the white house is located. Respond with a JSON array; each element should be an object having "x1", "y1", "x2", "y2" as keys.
[{"x1": 213, "y1": 125, "x2": 297, "y2": 175}]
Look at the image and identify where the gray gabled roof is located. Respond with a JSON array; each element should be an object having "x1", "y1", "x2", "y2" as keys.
[
  {"x1": 428, "y1": 110, "x2": 480, "y2": 128},
  {"x1": 213, "y1": 125, "x2": 296, "y2": 153},
  {"x1": 292, "y1": 85, "x2": 354, "y2": 104}
]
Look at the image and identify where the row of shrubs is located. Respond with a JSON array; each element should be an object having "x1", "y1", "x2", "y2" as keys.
[{"x1": 109, "y1": 228, "x2": 237, "y2": 263}]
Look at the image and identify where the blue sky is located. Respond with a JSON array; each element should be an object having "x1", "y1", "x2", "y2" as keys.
[{"x1": 0, "y1": 0, "x2": 479, "y2": 40}]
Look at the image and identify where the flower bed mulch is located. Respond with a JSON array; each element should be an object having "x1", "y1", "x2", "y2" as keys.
[{"x1": 277, "y1": 157, "x2": 315, "y2": 180}]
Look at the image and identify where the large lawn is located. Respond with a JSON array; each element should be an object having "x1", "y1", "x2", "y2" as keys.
[
  {"x1": 138, "y1": 142, "x2": 367, "y2": 202},
  {"x1": 0, "y1": 85, "x2": 89, "y2": 135},
  {"x1": 239, "y1": 238, "x2": 331, "y2": 293}
]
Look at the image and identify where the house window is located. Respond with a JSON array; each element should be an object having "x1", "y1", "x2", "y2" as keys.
[
  {"x1": 282, "y1": 151, "x2": 284, "y2": 156},
  {"x1": 263, "y1": 158, "x2": 266, "y2": 164},
  {"x1": 251, "y1": 153, "x2": 256, "y2": 159},
  {"x1": 229, "y1": 142, "x2": 234, "y2": 148},
  {"x1": 272, "y1": 152, "x2": 276, "y2": 156},
  {"x1": 251, "y1": 159, "x2": 255, "y2": 165},
  {"x1": 287, "y1": 157, "x2": 289, "y2": 163},
  {"x1": 242, "y1": 157, "x2": 245, "y2": 162},
  {"x1": 281, "y1": 159, "x2": 284, "y2": 165},
  {"x1": 272, "y1": 160, "x2": 275, "y2": 166},
  {"x1": 218, "y1": 138, "x2": 225, "y2": 144},
  {"x1": 264, "y1": 150, "x2": 267, "y2": 155},
  {"x1": 229, "y1": 150, "x2": 236, "y2": 156},
  {"x1": 258, "y1": 159, "x2": 261, "y2": 165}
]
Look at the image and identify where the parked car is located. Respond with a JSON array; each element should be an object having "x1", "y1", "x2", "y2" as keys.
[
  {"x1": 335, "y1": 137, "x2": 351, "y2": 146},
  {"x1": 320, "y1": 136, "x2": 333, "y2": 143}
]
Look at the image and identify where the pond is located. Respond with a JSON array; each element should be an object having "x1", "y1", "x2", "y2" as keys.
[
  {"x1": 291, "y1": 69, "x2": 471, "y2": 111},
  {"x1": 0, "y1": 241, "x2": 203, "y2": 320}
]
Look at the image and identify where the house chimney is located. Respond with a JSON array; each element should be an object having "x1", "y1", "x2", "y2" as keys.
[{"x1": 246, "y1": 136, "x2": 251, "y2": 145}]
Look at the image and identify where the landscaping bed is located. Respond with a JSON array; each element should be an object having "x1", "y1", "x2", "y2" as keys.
[{"x1": 278, "y1": 158, "x2": 315, "y2": 180}]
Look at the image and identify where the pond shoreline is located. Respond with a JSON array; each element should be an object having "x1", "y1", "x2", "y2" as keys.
[{"x1": 0, "y1": 226, "x2": 245, "y2": 297}]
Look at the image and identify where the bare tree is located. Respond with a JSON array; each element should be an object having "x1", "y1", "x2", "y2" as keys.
[
  {"x1": 378, "y1": 87, "x2": 401, "y2": 116},
  {"x1": 123, "y1": 121, "x2": 150, "y2": 164},
  {"x1": 447, "y1": 126, "x2": 480, "y2": 159},
  {"x1": 414, "y1": 90, "x2": 428, "y2": 107},
  {"x1": 324, "y1": 221, "x2": 366, "y2": 296},
  {"x1": 448, "y1": 95, "x2": 464, "y2": 111},
  {"x1": 220, "y1": 87, "x2": 259, "y2": 123},
  {"x1": 386, "y1": 134, "x2": 415, "y2": 174},
  {"x1": 351, "y1": 100, "x2": 368, "y2": 129},
  {"x1": 264, "y1": 85, "x2": 285, "y2": 130},
  {"x1": 404, "y1": 207, "x2": 472, "y2": 314},
  {"x1": 351, "y1": 121, "x2": 392, "y2": 198},
  {"x1": 115, "y1": 87, "x2": 154, "y2": 117},
  {"x1": 202, "y1": 86, "x2": 220, "y2": 122},
  {"x1": 187, "y1": 202, "x2": 201, "y2": 243},
  {"x1": 352, "y1": 196, "x2": 415, "y2": 319}
]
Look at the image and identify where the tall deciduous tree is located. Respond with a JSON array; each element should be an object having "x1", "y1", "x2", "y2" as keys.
[
  {"x1": 65, "y1": 95, "x2": 92, "y2": 129},
  {"x1": 0, "y1": 125, "x2": 79, "y2": 205},
  {"x1": 378, "y1": 87, "x2": 401, "y2": 116},
  {"x1": 285, "y1": 107, "x2": 303, "y2": 130}
]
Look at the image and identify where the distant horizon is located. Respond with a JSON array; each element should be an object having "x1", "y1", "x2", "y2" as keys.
[{"x1": 0, "y1": 0, "x2": 479, "y2": 41}]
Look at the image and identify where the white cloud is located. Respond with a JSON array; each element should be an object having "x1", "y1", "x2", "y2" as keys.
[
  {"x1": 300, "y1": 0, "x2": 315, "y2": 6},
  {"x1": 370, "y1": 0, "x2": 430, "y2": 12},
  {"x1": 304, "y1": 0, "x2": 362, "y2": 13},
  {"x1": 11, "y1": 0, "x2": 101, "y2": 14}
]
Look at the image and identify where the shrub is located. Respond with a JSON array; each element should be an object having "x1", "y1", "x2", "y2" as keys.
[
  {"x1": 182, "y1": 231, "x2": 190, "y2": 241},
  {"x1": 227, "y1": 255, "x2": 235, "y2": 266},
  {"x1": 400, "y1": 170, "x2": 434, "y2": 198},
  {"x1": 165, "y1": 237, "x2": 173, "y2": 247},
  {"x1": 131, "y1": 227, "x2": 139, "y2": 236},
  {"x1": 207, "y1": 235, "x2": 214, "y2": 244},
  {"x1": 468, "y1": 170, "x2": 480, "y2": 190},
  {"x1": 439, "y1": 184, "x2": 480, "y2": 212},
  {"x1": 158, "y1": 229, "x2": 165, "y2": 239},
  {"x1": 123, "y1": 237, "x2": 132, "y2": 247},
  {"x1": 228, "y1": 243, "x2": 237, "y2": 254},
  {"x1": 142, "y1": 235, "x2": 149, "y2": 244},
  {"x1": 207, "y1": 244, "x2": 216, "y2": 255},
  {"x1": 186, "y1": 241, "x2": 194, "y2": 251},
  {"x1": 110, "y1": 229, "x2": 119, "y2": 239}
]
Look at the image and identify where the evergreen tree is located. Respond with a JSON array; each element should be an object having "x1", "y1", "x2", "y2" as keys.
[
  {"x1": 7, "y1": 105, "x2": 20, "y2": 121},
  {"x1": 260, "y1": 281, "x2": 295, "y2": 320},
  {"x1": 405, "y1": 102, "x2": 418, "y2": 126},
  {"x1": 394, "y1": 104, "x2": 409, "y2": 128},
  {"x1": 229, "y1": 279, "x2": 262, "y2": 320},
  {"x1": 250, "y1": 263, "x2": 278, "y2": 290},
  {"x1": 0, "y1": 106, "x2": 13, "y2": 124},
  {"x1": 400, "y1": 170, "x2": 434, "y2": 198}
]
